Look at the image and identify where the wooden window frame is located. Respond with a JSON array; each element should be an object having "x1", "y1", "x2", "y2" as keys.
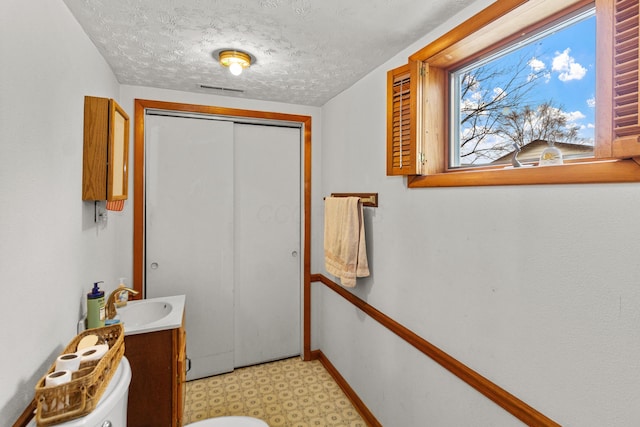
[{"x1": 401, "y1": 0, "x2": 640, "y2": 187}]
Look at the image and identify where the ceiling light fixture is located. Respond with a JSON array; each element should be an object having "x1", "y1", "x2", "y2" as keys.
[{"x1": 219, "y1": 50, "x2": 252, "y2": 76}]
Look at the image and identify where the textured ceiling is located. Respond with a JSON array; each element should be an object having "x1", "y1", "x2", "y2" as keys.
[{"x1": 62, "y1": 0, "x2": 476, "y2": 106}]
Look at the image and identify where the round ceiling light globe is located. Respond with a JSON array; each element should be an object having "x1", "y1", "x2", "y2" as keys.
[{"x1": 229, "y1": 62, "x2": 243, "y2": 76}]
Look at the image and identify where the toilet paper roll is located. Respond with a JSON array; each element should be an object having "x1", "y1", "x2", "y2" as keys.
[
  {"x1": 45, "y1": 370, "x2": 72, "y2": 387},
  {"x1": 43, "y1": 370, "x2": 72, "y2": 411},
  {"x1": 55, "y1": 353, "x2": 81, "y2": 372},
  {"x1": 78, "y1": 344, "x2": 109, "y2": 363}
]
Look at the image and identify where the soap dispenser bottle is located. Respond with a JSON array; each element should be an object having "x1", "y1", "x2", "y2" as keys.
[{"x1": 87, "y1": 281, "x2": 105, "y2": 329}]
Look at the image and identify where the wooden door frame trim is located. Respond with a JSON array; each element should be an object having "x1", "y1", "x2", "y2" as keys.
[{"x1": 133, "y1": 99, "x2": 313, "y2": 360}]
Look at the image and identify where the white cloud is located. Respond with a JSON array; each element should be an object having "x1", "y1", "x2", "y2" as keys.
[
  {"x1": 563, "y1": 110, "x2": 586, "y2": 123},
  {"x1": 527, "y1": 58, "x2": 549, "y2": 82},
  {"x1": 552, "y1": 48, "x2": 587, "y2": 81},
  {"x1": 528, "y1": 57, "x2": 546, "y2": 72},
  {"x1": 586, "y1": 97, "x2": 596, "y2": 108}
]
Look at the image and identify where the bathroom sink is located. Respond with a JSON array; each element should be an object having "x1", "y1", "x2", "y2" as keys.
[
  {"x1": 116, "y1": 294, "x2": 185, "y2": 335},
  {"x1": 118, "y1": 301, "x2": 171, "y2": 327}
]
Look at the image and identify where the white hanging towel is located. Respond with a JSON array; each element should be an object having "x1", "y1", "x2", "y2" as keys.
[{"x1": 324, "y1": 196, "x2": 370, "y2": 287}]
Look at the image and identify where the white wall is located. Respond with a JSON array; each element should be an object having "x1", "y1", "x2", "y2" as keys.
[
  {"x1": 0, "y1": 0, "x2": 124, "y2": 423},
  {"x1": 316, "y1": 2, "x2": 640, "y2": 426}
]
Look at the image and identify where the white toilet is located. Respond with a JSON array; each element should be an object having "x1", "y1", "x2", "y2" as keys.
[
  {"x1": 186, "y1": 417, "x2": 269, "y2": 426},
  {"x1": 27, "y1": 356, "x2": 131, "y2": 427}
]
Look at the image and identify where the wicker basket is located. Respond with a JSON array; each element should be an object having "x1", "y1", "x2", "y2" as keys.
[{"x1": 34, "y1": 324, "x2": 124, "y2": 426}]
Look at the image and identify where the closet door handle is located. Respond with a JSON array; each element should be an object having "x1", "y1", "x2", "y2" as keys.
[
  {"x1": 291, "y1": 251, "x2": 298, "y2": 258},
  {"x1": 150, "y1": 262, "x2": 159, "y2": 269}
]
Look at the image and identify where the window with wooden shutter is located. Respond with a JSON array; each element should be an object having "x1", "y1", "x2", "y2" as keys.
[
  {"x1": 387, "y1": 63, "x2": 422, "y2": 175},
  {"x1": 383, "y1": 0, "x2": 640, "y2": 187}
]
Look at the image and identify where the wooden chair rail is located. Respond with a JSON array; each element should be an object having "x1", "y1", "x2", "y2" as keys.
[
  {"x1": 311, "y1": 273, "x2": 561, "y2": 427},
  {"x1": 11, "y1": 399, "x2": 35, "y2": 427}
]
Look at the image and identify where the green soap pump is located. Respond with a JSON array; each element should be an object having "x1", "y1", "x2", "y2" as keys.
[{"x1": 87, "y1": 281, "x2": 105, "y2": 329}]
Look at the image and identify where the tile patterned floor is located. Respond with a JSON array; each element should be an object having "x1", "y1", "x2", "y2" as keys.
[{"x1": 183, "y1": 357, "x2": 367, "y2": 427}]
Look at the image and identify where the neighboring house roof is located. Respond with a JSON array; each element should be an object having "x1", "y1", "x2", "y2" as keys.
[{"x1": 491, "y1": 139, "x2": 594, "y2": 165}]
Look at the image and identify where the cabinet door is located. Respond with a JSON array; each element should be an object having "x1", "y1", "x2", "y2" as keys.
[
  {"x1": 82, "y1": 96, "x2": 129, "y2": 201},
  {"x1": 125, "y1": 330, "x2": 174, "y2": 427},
  {"x1": 107, "y1": 100, "x2": 129, "y2": 200}
]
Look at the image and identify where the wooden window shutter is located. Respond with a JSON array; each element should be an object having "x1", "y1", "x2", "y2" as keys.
[
  {"x1": 607, "y1": 0, "x2": 640, "y2": 157},
  {"x1": 387, "y1": 63, "x2": 422, "y2": 175}
]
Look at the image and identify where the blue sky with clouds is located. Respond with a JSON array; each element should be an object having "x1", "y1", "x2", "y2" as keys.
[
  {"x1": 455, "y1": 12, "x2": 596, "y2": 166},
  {"x1": 523, "y1": 13, "x2": 596, "y2": 140},
  {"x1": 452, "y1": 13, "x2": 596, "y2": 166}
]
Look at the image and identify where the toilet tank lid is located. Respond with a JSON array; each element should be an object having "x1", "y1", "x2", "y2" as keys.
[{"x1": 27, "y1": 357, "x2": 131, "y2": 427}]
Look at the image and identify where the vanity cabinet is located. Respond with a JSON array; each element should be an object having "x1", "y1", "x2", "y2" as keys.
[
  {"x1": 124, "y1": 316, "x2": 186, "y2": 427},
  {"x1": 82, "y1": 96, "x2": 129, "y2": 201}
]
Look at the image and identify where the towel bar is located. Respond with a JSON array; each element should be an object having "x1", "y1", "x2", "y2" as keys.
[{"x1": 326, "y1": 193, "x2": 378, "y2": 207}]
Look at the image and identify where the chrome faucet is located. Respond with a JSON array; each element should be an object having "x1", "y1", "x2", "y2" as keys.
[{"x1": 106, "y1": 287, "x2": 139, "y2": 320}]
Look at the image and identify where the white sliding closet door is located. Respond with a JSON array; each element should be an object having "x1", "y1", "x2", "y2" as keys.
[
  {"x1": 145, "y1": 114, "x2": 301, "y2": 381},
  {"x1": 145, "y1": 114, "x2": 236, "y2": 380},
  {"x1": 233, "y1": 124, "x2": 301, "y2": 368}
]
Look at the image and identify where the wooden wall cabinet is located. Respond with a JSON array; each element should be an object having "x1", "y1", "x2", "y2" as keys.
[
  {"x1": 82, "y1": 96, "x2": 130, "y2": 201},
  {"x1": 124, "y1": 318, "x2": 186, "y2": 427}
]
